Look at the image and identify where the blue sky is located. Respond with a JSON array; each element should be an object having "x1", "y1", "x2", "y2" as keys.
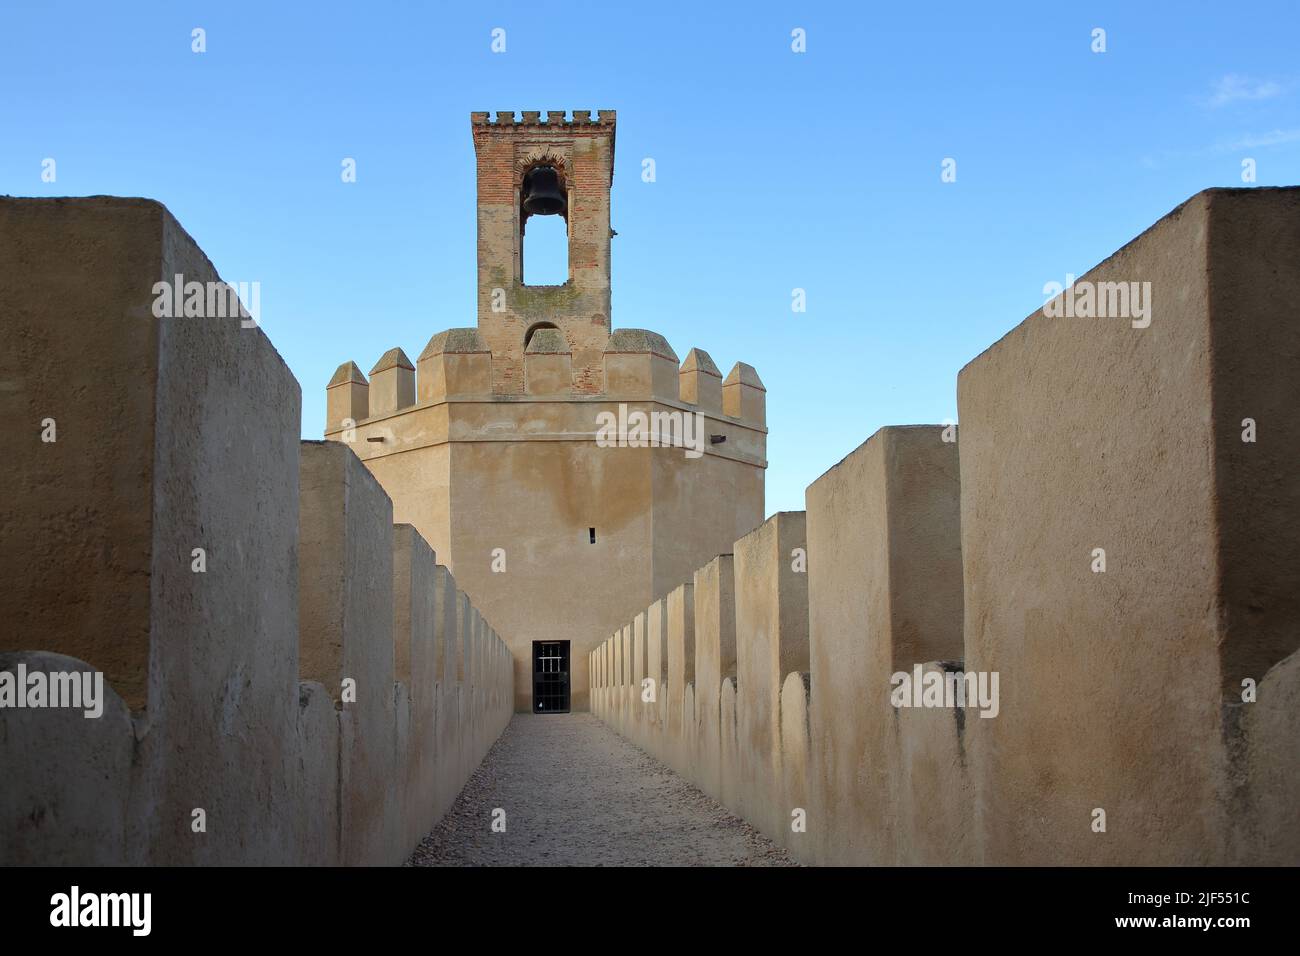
[{"x1": 3, "y1": 1, "x2": 1297, "y2": 513}]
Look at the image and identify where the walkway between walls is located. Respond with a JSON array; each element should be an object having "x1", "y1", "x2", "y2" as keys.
[{"x1": 408, "y1": 714, "x2": 793, "y2": 866}]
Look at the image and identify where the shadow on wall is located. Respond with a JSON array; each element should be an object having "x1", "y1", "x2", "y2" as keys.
[{"x1": 0, "y1": 198, "x2": 513, "y2": 866}]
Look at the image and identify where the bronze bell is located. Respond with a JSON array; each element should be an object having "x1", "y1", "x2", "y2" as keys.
[{"x1": 522, "y1": 166, "x2": 566, "y2": 216}]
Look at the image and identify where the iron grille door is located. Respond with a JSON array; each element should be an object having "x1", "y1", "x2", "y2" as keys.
[{"x1": 532, "y1": 640, "x2": 570, "y2": 713}]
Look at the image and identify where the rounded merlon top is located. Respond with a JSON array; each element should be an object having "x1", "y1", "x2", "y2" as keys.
[
  {"x1": 604, "y1": 329, "x2": 678, "y2": 362},
  {"x1": 419, "y1": 328, "x2": 489, "y2": 359}
]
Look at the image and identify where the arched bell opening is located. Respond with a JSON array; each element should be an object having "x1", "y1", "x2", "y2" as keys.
[
  {"x1": 520, "y1": 164, "x2": 570, "y2": 286},
  {"x1": 521, "y1": 165, "x2": 567, "y2": 218}
]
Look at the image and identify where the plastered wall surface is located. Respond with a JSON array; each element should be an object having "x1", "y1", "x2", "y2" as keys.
[
  {"x1": 0, "y1": 198, "x2": 513, "y2": 866},
  {"x1": 594, "y1": 188, "x2": 1300, "y2": 867}
]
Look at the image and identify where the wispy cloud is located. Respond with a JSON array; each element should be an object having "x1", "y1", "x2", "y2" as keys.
[
  {"x1": 1205, "y1": 74, "x2": 1284, "y2": 108},
  {"x1": 1212, "y1": 128, "x2": 1300, "y2": 151},
  {"x1": 1139, "y1": 127, "x2": 1300, "y2": 169}
]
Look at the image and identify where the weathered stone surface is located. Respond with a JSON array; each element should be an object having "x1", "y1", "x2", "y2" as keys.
[
  {"x1": 0, "y1": 198, "x2": 517, "y2": 867},
  {"x1": 0, "y1": 652, "x2": 135, "y2": 865},
  {"x1": 1, "y1": 197, "x2": 305, "y2": 865},
  {"x1": 592, "y1": 188, "x2": 1300, "y2": 870},
  {"x1": 958, "y1": 187, "x2": 1300, "y2": 865}
]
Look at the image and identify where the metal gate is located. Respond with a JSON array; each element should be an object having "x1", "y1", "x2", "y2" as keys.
[{"x1": 532, "y1": 640, "x2": 570, "y2": 713}]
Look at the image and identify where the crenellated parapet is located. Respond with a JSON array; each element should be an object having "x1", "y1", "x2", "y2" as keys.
[
  {"x1": 592, "y1": 186, "x2": 1300, "y2": 870},
  {"x1": 0, "y1": 197, "x2": 514, "y2": 866},
  {"x1": 325, "y1": 328, "x2": 768, "y2": 435},
  {"x1": 9, "y1": 183, "x2": 1297, "y2": 870},
  {"x1": 471, "y1": 109, "x2": 617, "y2": 129}
]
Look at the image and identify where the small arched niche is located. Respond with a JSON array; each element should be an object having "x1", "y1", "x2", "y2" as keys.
[{"x1": 523, "y1": 321, "x2": 560, "y2": 350}]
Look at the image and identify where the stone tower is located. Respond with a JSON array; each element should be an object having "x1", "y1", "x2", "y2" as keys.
[{"x1": 324, "y1": 110, "x2": 766, "y2": 712}]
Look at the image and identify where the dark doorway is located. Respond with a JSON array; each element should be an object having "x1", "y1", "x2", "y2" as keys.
[{"x1": 532, "y1": 641, "x2": 570, "y2": 713}]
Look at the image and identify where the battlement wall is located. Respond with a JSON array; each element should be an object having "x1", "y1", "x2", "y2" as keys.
[
  {"x1": 327, "y1": 333, "x2": 764, "y2": 424},
  {"x1": 5, "y1": 186, "x2": 1295, "y2": 867},
  {"x1": 471, "y1": 109, "x2": 617, "y2": 130},
  {"x1": 0, "y1": 199, "x2": 512, "y2": 865},
  {"x1": 592, "y1": 187, "x2": 1300, "y2": 866}
]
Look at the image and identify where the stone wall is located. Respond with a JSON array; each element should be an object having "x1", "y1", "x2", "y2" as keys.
[
  {"x1": 593, "y1": 187, "x2": 1300, "y2": 866},
  {"x1": 0, "y1": 198, "x2": 513, "y2": 866}
]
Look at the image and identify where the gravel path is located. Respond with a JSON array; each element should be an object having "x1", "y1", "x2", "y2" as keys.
[{"x1": 408, "y1": 713, "x2": 794, "y2": 866}]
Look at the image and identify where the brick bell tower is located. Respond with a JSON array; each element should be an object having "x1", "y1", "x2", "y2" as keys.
[{"x1": 470, "y1": 109, "x2": 616, "y2": 395}]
